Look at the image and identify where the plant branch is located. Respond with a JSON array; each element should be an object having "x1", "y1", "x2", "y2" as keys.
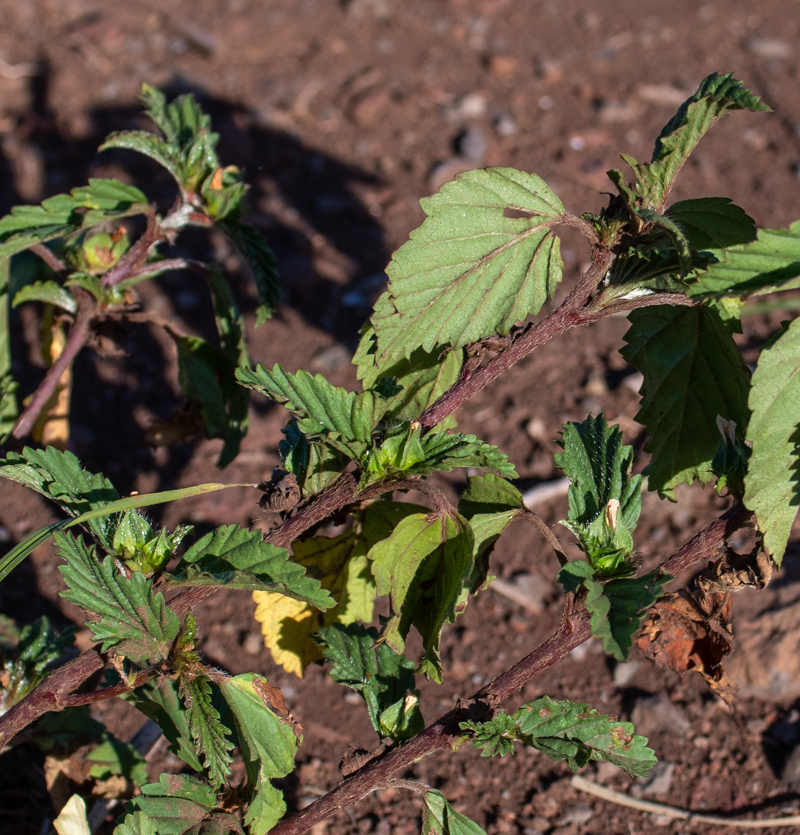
[
  {"x1": 268, "y1": 504, "x2": 744, "y2": 835},
  {"x1": 10, "y1": 288, "x2": 95, "y2": 442},
  {"x1": 102, "y1": 210, "x2": 164, "y2": 288},
  {"x1": 0, "y1": 648, "x2": 104, "y2": 749}
]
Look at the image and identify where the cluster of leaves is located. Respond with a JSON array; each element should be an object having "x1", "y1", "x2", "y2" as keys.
[
  {"x1": 0, "y1": 85, "x2": 279, "y2": 464},
  {"x1": 2, "y1": 71, "x2": 800, "y2": 835}
]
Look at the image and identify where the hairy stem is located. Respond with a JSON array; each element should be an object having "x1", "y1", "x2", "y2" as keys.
[
  {"x1": 10, "y1": 288, "x2": 95, "y2": 442},
  {"x1": 0, "y1": 648, "x2": 104, "y2": 749}
]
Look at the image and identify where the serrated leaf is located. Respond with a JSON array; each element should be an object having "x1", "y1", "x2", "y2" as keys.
[
  {"x1": 514, "y1": 696, "x2": 657, "y2": 777},
  {"x1": 217, "y1": 220, "x2": 279, "y2": 323},
  {"x1": 667, "y1": 198, "x2": 756, "y2": 252},
  {"x1": 317, "y1": 623, "x2": 423, "y2": 742},
  {"x1": 122, "y1": 679, "x2": 203, "y2": 773},
  {"x1": 621, "y1": 305, "x2": 751, "y2": 498},
  {"x1": 558, "y1": 561, "x2": 669, "y2": 661},
  {"x1": 12, "y1": 280, "x2": 77, "y2": 313},
  {"x1": 354, "y1": 320, "x2": 462, "y2": 418},
  {"x1": 555, "y1": 415, "x2": 641, "y2": 529},
  {"x1": 122, "y1": 774, "x2": 219, "y2": 835},
  {"x1": 237, "y1": 364, "x2": 381, "y2": 445},
  {"x1": 459, "y1": 473, "x2": 523, "y2": 552},
  {"x1": 167, "y1": 525, "x2": 333, "y2": 607},
  {"x1": 218, "y1": 673, "x2": 299, "y2": 835},
  {"x1": 373, "y1": 167, "x2": 564, "y2": 361},
  {"x1": 56, "y1": 532, "x2": 180, "y2": 663},
  {"x1": 0, "y1": 446, "x2": 119, "y2": 547},
  {"x1": 179, "y1": 673, "x2": 234, "y2": 789},
  {"x1": 688, "y1": 218, "x2": 800, "y2": 300},
  {"x1": 744, "y1": 316, "x2": 800, "y2": 565},
  {"x1": 422, "y1": 790, "x2": 487, "y2": 835},
  {"x1": 408, "y1": 432, "x2": 517, "y2": 479},
  {"x1": 622, "y1": 73, "x2": 768, "y2": 211},
  {"x1": 369, "y1": 511, "x2": 474, "y2": 681},
  {"x1": 0, "y1": 179, "x2": 149, "y2": 260},
  {"x1": 459, "y1": 713, "x2": 518, "y2": 758}
]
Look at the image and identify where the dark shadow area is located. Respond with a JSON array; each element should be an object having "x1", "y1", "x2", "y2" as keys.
[{"x1": 1, "y1": 72, "x2": 389, "y2": 498}]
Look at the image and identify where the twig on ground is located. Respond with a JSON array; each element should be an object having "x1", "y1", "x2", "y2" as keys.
[{"x1": 571, "y1": 775, "x2": 800, "y2": 829}]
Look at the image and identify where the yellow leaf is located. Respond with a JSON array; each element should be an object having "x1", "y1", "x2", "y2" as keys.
[
  {"x1": 32, "y1": 316, "x2": 71, "y2": 449},
  {"x1": 53, "y1": 795, "x2": 90, "y2": 835},
  {"x1": 252, "y1": 592, "x2": 323, "y2": 677},
  {"x1": 252, "y1": 531, "x2": 377, "y2": 676}
]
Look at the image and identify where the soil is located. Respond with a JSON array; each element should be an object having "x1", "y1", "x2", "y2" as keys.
[{"x1": 1, "y1": 1, "x2": 800, "y2": 834}]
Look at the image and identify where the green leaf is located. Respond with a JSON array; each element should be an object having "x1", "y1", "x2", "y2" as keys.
[
  {"x1": 373, "y1": 167, "x2": 564, "y2": 362},
  {"x1": 0, "y1": 259, "x2": 18, "y2": 440},
  {"x1": 744, "y1": 316, "x2": 800, "y2": 565},
  {"x1": 513, "y1": 695, "x2": 657, "y2": 777},
  {"x1": 458, "y1": 472, "x2": 523, "y2": 553},
  {"x1": 369, "y1": 511, "x2": 474, "y2": 681},
  {"x1": 237, "y1": 364, "x2": 382, "y2": 446},
  {"x1": 620, "y1": 73, "x2": 768, "y2": 211},
  {"x1": 459, "y1": 713, "x2": 518, "y2": 758},
  {"x1": 121, "y1": 678, "x2": 203, "y2": 773},
  {"x1": 688, "y1": 219, "x2": 800, "y2": 300},
  {"x1": 279, "y1": 421, "x2": 350, "y2": 497},
  {"x1": 409, "y1": 432, "x2": 518, "y2": 479},
  {"x1": 667, "y1": 198, "x2": 757, "y2": 251},
  {"x1": 555, "y1": 416, "x2": 641, "y2": 530},
  {"x1": 422, "y1": 790, "x2": 487, "y2": 835},
  {"x1": 167, "y1": 525, "x2": 333, "y2": 608},
  {"x1": 87, "y1": 737, "x2": 148, "y2": 787},
  {"x1": 122, "y1": 773, "x2": 221, "y2": 835},
  {"x1": 0, "y1": 615, "x2": 76, "y2": 713},
  {"x1": 557, "y1": 561, "x2": 669, "y2": 661},
  {"x1": 12, "y1": 280, "x2": 77, "y2": 313},
  {"x1": 179, "y1": 672, "x2": 234, "y2": 789},
  {"x1": 56, "y1": 532, "x2": 180, "y2": 663},
  {"x1": 0, "y1": 446, "x2": 119, "y2": 547},
  {"x1": 216, "y1": 220, "x2": 280, "y2": 323},
  {"x1": 621, "y1": 305, "x2": 751, "y2": 498},
  {"x1": 354, "y1": 320, "x2": 462, "y2": 419},
  {"x1": 0, "y1": 179, "x2": 149, "y2": 259},
  {"x1": 317, "y1": 623, "x2": 423, "y2": 742},
  {"x1": 554, "y1": 416, "x2": 641, "y2": 575},
  {"x1": 218, "y1": 673, "x2": 300, "y2": 835},
  {"x1": 174, "y1": 334, "x2": 248, "y2": 468}
]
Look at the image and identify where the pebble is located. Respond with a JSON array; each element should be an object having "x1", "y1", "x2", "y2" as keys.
[
  {"x1": 310, "y1": 344, "x2": 351, "y2": 372},
  {"x1": 449, "y1": 92, "x2": 487, "y2": 121},
  {"x1": 612, "y1": 660, "x2": 641, "y2": 687},
  {"x1": 743, "y1": 38, "x2": 791, "y2": 59},
  {"x1": 630, "y1": 693, "x2": 690, "y2": 738},
  {"x1": 455, "y1": 125, "x2": 488, "y2": 164},
  {"x1": 637, "y1": 761, "x2": 675, "y2": 797},
  {"x1": 494, "y1": 112, "x2": 518, "y2": 137},
  {"x1": 557, "y1": 803, "x2": 593, "y2": 826}
]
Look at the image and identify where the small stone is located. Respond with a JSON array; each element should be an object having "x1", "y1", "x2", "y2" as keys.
[
  {"x1": 630, "y1": 694, "x2": 690, "y2": 738},
  {"x1": 450, "y1": 92, "x2": 487, "y2": 120},
  {"x1": 487, "y1": 55, "x2": 518, "y2": 77},
  {"x1": 243, "y1": 632, "x2": 263, "y2": 655},
  {"x1": 558, "y1": 803, "x2": 593, "y2": 826},
  {"x1": 613, "y1": 660, "x2": 641, "y2": 687},
  {"x1": 743, "y1": 38, "x2": 791, "y2": 59},
  {"x1": 456, "y1": 125, "x2": 488, "y2": 164},
  {"x1": 640, "y1": 761, "x2": 675, "y2": 797},
  {"x1": 311, "y1": 344, "x2": 351, "y2": 373},
  {"x1": 494, "y1": 112, "x2": 518, "y2": 137}
]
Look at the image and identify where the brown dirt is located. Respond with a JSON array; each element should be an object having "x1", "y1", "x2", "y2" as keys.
[{"x1": 1, "y1": 1, "x2": 800, "y2": 834}]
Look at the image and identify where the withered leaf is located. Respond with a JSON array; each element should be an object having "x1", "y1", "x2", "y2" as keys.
[{"x1": 636, "y1": 590, "x2": 737, "y2": 703}]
